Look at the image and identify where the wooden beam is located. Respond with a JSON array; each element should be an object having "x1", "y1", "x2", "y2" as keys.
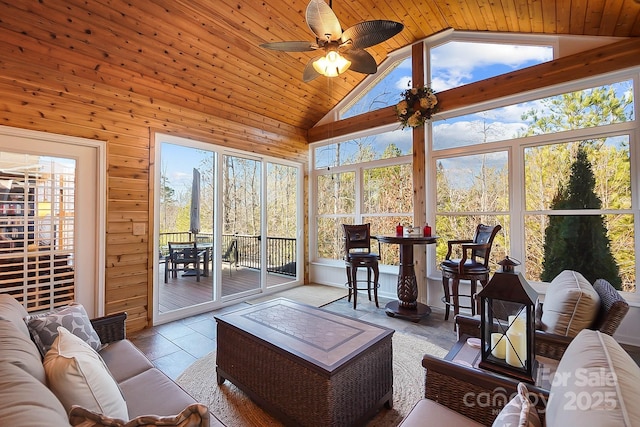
[
  {"x1": 411, "y1": 42, "x2": 428, "y2": 305},
  {"x1": 308, "y1": 37, "x2": 640, "y2": 143}
]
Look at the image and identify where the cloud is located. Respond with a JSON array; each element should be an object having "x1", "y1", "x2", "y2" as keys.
[
  {"x1": 431, "y1": 42, "x2": 552, "y2": 89},
  {"x1": 433, "y1": 119, "x2": 527, "y2": 149},
  {"x1": 432, "y1": 42, "x2": 552, "y2": 71}
]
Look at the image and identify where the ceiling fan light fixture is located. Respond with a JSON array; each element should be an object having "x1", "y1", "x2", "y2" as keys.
[{"x1": 312, "y1": 50, "x2": 351, "y2": 77}]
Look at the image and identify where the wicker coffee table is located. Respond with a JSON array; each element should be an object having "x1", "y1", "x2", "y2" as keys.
[{"x1": 215, "y1": 298, "x2": 394, "y2": 426}]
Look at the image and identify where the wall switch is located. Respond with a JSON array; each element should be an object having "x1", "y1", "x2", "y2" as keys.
[{"x1": 133, "y1": 222, "x2": 145, "y2": 235}]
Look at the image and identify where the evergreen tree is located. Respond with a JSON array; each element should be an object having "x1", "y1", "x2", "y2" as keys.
[{"x1": 541, "y1": 147, "x2": 622, "y2": 289}]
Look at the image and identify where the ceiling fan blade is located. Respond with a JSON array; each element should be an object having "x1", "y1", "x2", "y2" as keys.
[
  {"x1": 306, "y1": 0, "x2": 342, "y2": 42},
  {"x1": 260, "y1": 41, "x2": 317, "y2": 52},
  {"x1": 341, "y1": 20, "x2": 404, "y2": 49},
  {"x1": 342, "y1": 49, "x2": 377, "y2": 74},
  {"x1": 303, "y1": 57, "x2": 323, "y2": 82}
]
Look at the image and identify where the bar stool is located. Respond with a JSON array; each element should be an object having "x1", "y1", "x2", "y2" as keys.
[
  {"x1": 440, "y1": 224, "x2": 502, "y2": 323},
  {"x1": 342, "y1": 223, "x2": 380, "y2": 309}
]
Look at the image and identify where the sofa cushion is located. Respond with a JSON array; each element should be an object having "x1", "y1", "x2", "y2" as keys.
[
  {"x1": 118, "y1": 368, "x2": 198, "y2": 419},
  {"x1": 99, "y1": 339, "x2": 154, "y2": 383},
  {"x1": 546, "y1": 329, "x2": 640, "y2": 427},
  {"x1": 0, "y1": 319, "x2": 46, "y2": 384},
  {"x1": 0, "y1": 361, "x2": 70, "y2": 427},
  {"x1": 44, "y1": 327, "x2": 129, "y2": 420},
  {"x1": 68, "y1": 403, "x2": 210, "y2": 427},
  {"x1": 0, "y1": 293, "x2": 31, "y2": 338},
  {"x1": 492, "y1": 382, "x2": 541, "y2": 427},
  {"x1": 540, "y1": 270, "x2": 600, "y2": 337},
  {"x1": 399, "y1": 399, "x2": 484, "y2": 426},
  {"x1": 25, "y1": 303, "x2": 103, "y2": 357}
]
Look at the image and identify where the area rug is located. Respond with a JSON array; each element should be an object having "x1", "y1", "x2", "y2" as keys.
[
  {"x1": 176, "y1": 332, "x2": 448, "y2": 426},
  {"x1": 246, "y1": 284, "x2": 348, "y2": 308}
]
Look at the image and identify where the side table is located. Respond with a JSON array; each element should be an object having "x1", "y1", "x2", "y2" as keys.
[{"x1": 446, "y1": 335, "x2": 557, "y2": 390}]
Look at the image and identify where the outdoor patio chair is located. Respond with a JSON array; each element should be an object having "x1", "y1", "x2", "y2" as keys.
[
  {"x1": 164, "y1": 241, "x2": 207, "y2": 283},
  {"x1": 221, "y1": 239, "x2": 238, "y2": 277}
]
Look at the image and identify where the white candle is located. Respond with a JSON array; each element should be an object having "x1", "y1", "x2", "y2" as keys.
[
  {"x1": 505, "y1": 330, "x2": 527, "y2": 368},
  {"x1": 491, "y1": 333, "x2": 506, "y2": 359},
  {"x1": 508, "y1": 315, "x2": 526, "y2": 335}
]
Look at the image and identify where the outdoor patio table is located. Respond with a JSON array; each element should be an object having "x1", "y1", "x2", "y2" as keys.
[{"x1": 374, "y1": 234, "x2": 437, "y2": 322}]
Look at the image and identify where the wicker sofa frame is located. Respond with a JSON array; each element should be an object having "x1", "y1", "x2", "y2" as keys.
[
  {"x1": 422, "y1": 354, "x2": 551, "y2": 425},
  {"x1": 455, "y1": 278, "x2": 629, "y2": 360},
  {"x1": 89, "y1": 311, "x2": 128, "y2": 343}
]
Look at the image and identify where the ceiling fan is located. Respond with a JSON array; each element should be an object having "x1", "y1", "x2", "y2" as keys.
[{"x1": 260, "y1": 0, "x2": 404, "y2": 82}]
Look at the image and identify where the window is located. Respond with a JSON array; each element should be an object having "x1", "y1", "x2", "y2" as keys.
[
  {"x1": 434, "y1": 151, "x2": 510, "y2": 266},
  {"x1": 312, "y1": 31, "x2": 638, "y2": 297},
  {"x1": 313, "y1": 130, "x2": 413, "y2": 264},
  {"x1": 433, "y1": 76, "x2": 636, "y2": 292},
  {"x1": 524, "y1": 137, "x2": 633, "y2": 291},
  {"x1": 433, "y1": 80, "x2": 633, "y2": 150},
  {"x1": 340, "y1": 57, "x2": 412, "y2": 119},
  {"x1": 431, "y1": 40, "x2": 553, "y2": 91}
]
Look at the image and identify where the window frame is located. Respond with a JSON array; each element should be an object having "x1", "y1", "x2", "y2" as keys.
[{"x1": 430, "y1": 68, "x2": 639, "y2": 299}]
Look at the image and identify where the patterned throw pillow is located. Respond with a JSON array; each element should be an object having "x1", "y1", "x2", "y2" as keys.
[
  {"x1": 492, "y1": 382, "x2": 541, "y2": 427},
  {"x1": 24, "y1": 303, "x2": 102, "y2": 357},
  {"x1": 68, "y1": 403, "x2": 210, "y2": 427}
]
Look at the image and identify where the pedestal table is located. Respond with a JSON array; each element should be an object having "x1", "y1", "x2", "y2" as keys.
[{"x1": 375, "y1": 234, "x2": 437, "y2": 322}]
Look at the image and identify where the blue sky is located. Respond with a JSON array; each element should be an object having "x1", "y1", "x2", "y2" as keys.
[
  {"x1": 343, "y1": 41, "x2": 553, "y2": 119},
  {"x1": 160, "y1": 143, "x2": 211, "y2": 196}
]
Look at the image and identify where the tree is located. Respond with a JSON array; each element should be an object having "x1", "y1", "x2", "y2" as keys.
[{"x1": 540, "y1": 147, "x2": 622, "y2": 289}]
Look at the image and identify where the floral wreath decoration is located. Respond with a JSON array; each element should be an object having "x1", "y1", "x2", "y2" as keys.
[{"x1": 395, "y1": 85, "x2": 438, "y2": 129}]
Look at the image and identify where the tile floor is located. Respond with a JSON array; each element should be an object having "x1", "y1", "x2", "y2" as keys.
[
  {"x1": 129, "y1": 293, "x2": 459, "y2": 381},
  {"x1": 129, "y1": 291, "x2": 640, "y2": 381}
]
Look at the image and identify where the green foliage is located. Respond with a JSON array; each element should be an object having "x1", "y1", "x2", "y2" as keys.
[{"x1": 541, "y1": 147, "x2": 622, "y2": 289}]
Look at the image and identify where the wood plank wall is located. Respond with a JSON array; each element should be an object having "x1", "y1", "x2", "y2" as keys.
[{"x1": 0, "y1": 30, "x2": 309, "y2": 334}]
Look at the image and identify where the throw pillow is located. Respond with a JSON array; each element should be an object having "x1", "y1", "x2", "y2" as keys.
[
  {"x1": 492, "y1": 382, "x2": 541, "y2": 427},
  {"x1": 44, "y1": 326, "x2": 128, "y2": 420},
  {"x1": 540, "y1": 270, "x2": 600, "y2": 337},
  {"x1": 25, "y1": 303, "x2": 103, "y2": 357},
  {"x1": 68, "y1": 403, "x2": 210, "y2": 427}
]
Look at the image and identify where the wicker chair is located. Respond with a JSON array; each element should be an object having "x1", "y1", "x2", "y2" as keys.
[{"x1": 456, "y1": 277, "x2": 629, "y2": 359}]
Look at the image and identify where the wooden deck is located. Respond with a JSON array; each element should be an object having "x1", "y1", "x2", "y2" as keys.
[{"x1": 158, "y1": 264, "x2": 294, "y2": 313}]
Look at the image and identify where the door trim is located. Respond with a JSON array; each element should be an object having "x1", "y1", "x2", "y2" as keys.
[{"x1": 0, "y1": 125, "x2": 106, "y2": 316}]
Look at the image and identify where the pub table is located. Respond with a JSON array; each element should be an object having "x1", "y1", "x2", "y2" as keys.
[{"x1": 374, "y1": 234, "x2": 437, "y2": 322}]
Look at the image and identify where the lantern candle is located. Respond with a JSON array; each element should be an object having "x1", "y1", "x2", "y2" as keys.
[
  {"x1": 505, "y1": 329, "x2": 527, "y2": 368},
  {"x1": 508, "y1": 315, "x2": 526, "y2": 335},
  {"x1": 490, "y1": 333, "x2": 506, "y2": 359}
]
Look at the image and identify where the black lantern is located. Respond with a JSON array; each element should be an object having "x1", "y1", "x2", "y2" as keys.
[{"x1": 477, "y1": 257, "x2": 539, "y2": 383}]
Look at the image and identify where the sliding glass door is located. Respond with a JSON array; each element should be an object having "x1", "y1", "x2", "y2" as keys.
[
  {"x1": 266, "y1": 162, "x2": 299, "y2": 287},
  {"x1": 155, "y1": 134, "x2": 302, "y2": 322},
  {"x1": 221, "y1": 154, "x2": 262, "y2": 298}
]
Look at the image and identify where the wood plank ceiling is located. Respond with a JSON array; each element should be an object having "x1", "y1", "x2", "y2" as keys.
[{"x1": 2, "y1": 0, "x2": 640, "y2": 138}]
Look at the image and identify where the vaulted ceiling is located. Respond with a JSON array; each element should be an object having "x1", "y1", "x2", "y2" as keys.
[{"x1": 2, "y1": 0, "x2": 640, "y2": 137}]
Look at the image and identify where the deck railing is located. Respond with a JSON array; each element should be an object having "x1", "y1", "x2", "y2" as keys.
[{"x1": 159, "y1": 232, "x2": 296, "y2": 277}]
